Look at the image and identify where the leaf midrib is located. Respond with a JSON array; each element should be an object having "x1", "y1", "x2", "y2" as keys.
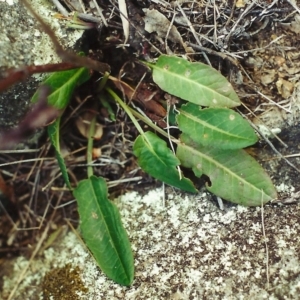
[
  {"x1": 180, "y1": 143, "x2": 271, "y2": 198},
  {"x1": 87, "y1": 178, "x2": 130, "y2": 280},
  {"x1": 152, "y1": 64, "x2": 240, "y2": 105},
  {"x1": 180, "y1": 110, "x2": 251, "y2": 142}
]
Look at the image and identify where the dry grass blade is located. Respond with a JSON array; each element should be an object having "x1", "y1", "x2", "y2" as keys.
[
  {"x1": 7, "y1": 223, "x2": 50, "y2": 300},
  {"x1": 118, "y1": 0, "x2": 129, "y2": 44}
]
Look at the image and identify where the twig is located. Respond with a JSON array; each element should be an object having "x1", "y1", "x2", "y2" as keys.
[
  {"x1": 77, "y1": 13, "x2": 102, "y2": 23},
  {"x1": 261, "y1": 193, "x2": 270, "y2": 290},
  {"x1": 237, "y1": 107, "x2": 300, "y2": 173},
  {"x1": 256, "y1": 90, "x2": 291, "y2": 113},
  {"x1": 165, "y1": 9, "x2": 177, "y2": 53},
  {"x1": 177, "y1": 3, "x2": 211, "y2": 66},
  {"x1": 186, "y1": 43, "x2": 239, "y2": 67},
  {"x1": 91, "y1": 0, "x2": 107, "y2": 26},
  {"x1": 7, "y1": 223, "x2": 50, "y2": 300},
  {"x1": 238, "y1": 104, "x2": 287, "y2": 148},
  {"x1": 8, "y1": 190, "x2": 65, "y2": 299},
  {"x1": 42, "y1": 172, "x2": 65, "y2": 191},
  {"x1": 0, "y1": 149, "x2": 41, "y2": 153},
  {"x1": 225, "y1": 0, "x2": 237, "y2": 27},
  {"x1": 230, "y1": 35, "x2": 286, "y2": 55},
  {"x1": 286, "y1": 0, "x2": 300, "y2": 15},
  {"x1": 166, "y1": 98, "x2": 182, "y2": 180},
  {"x1": 0, "y1": 158, "x2": 54, "y2": 168},
  {"x1": 0, "y1": 63, "x2": 78, "y2": 93},
  {"x1": 213, "y1": 0, "x2": 219, "y2": 45},
  {"x1": 26, "y1": 168, "x2": 41, "y2": 228},
  {"x1": 224, "y1": 0, "x2": 256, "y2": 46},
  {"x1": 26, "y1": 144, "x2": 50, "y2": 181},
  {"x1": 50, "y1": 0, "x2": 69, "y2": 16},
  {"x1": 108, "y1": 176, "x2": 143, "y2": 188}
]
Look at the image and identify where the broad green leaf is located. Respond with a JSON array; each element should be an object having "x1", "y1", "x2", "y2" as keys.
[
  {"x1": 48, "y1": 118, "x2": 72, "y2": 189},
  {"x1": 31, "y1": 67, "x2": 90, "y2": 109},
  {"x1": 177, "y1": 103, "x2": 258, "y2": 149},
  {"x1": 177, "y1": 134, "x2": 277, "y2": 206},
  {"x1": 73, "y1": 176, "x2": 134, "y2": 286},
  {"x1": 133, "y1": 131, "x2": 197, "y2": 193},
  {"x1": 150, "y1": 55, "x2": 240, "y2": 108}
]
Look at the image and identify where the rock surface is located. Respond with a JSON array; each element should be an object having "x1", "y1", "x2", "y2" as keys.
[
  {"x1": 0, "y1": 0, "x2": 82, "y2": 128},
  {"x1": 2, "y1": 187, "x2": 300, "y2": 299}
]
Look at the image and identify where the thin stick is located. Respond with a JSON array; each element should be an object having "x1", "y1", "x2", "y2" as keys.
[
  {"x1": 0, "y1": 158, "x2": 54, "y2": 168},
  {"x1": 225, "y1": 0, "x2": 237, "y2": 27},
  {"x1": 7, "y1": 223, "x2": 50, "y2": 300},
  {"x1": 224, "y1": 0, "x2": 256, "y2": 46},
  {"x1": 8, "y1": 190, "x2": 65, "y2": 299},
  {"x1": 231, "y1": 35, "x2": 286, "y2": 55},
  {"x1": 164, "y1": 9, "x2": 176, "y2": 53},
  {"x1": 50, "y1": 0, "x2": 68, "y2": 16},
  {"x1": 238, "y1": 107, "x2": 300, "y2": 173},
  {"x1": 287, "y1": 0, "x2": 300, "y2": 15},
  {"x1": 92, "y1": 0, "x2": 107, "y2": 26},
  {"x1": 261, "y1": 192, "x2": 270, "y2": 290},
  {"x1": 0, "y1": 149, "x2": 41, "y2": 153},
  {"x1": 177, "y1": 3, "x2": 211, "y2": 65},
  {"x1": 187, "y1": 43, "x2": 239, "y2": 67},
  {"x1": 239, "y1": 103, "x2": 288, "y2": 148},
  {"x1": 256, "y1": 90, "x2": 291, "y2": 113},
  {"x1": 0, "y1": 63, "x2": 78, "y2": 92}
]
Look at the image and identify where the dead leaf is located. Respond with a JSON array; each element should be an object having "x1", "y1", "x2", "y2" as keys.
[
  {"x1": 143, "y1": 8, "x2": 193, "y2": 53},
  {"x1": 145, "y1": 112, "x2": 167, "y2": 129},
  {"x1": 260, "y1": 69, "x2": 276, "y2": 85},
  {"x1": 289, "y1": 14, "x2": 300, "y2": 34},
  {"x1": 75, "y1": 112, "x2": 103, "y2": 139},
  {"x1": 276, "y1": 78, "x2": 294, "y2": 99},
  {"x1": 0, "y1": 173, "x2": 14, "y2": 204},
  {"x1": 92, "y1": 148, "x2": 102, "y2": 159},
  {"x1": 274, "y1": 56, "x2": 286, "y2": 67},
  {"x1": 236, "y1": 0, "x2": 246, "y2": 8},
  {"x1": 110, "y1": 77, "x2": 166, "y2": 117}
]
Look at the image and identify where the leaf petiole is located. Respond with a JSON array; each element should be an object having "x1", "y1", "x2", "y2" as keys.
[
  {"x1": 106, "y1": 87, "x2": 150, "y2": 144},
  {"x1": 87, "y1": 115, "x2": 97, "y2": 178},
  {"x1": 128, "y1": 106, "x2": 179, "y2": 144}
]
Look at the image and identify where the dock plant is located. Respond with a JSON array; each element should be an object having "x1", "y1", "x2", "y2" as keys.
[{"x1": 28, "y1": 54, "x2": 276, "y2": 285}]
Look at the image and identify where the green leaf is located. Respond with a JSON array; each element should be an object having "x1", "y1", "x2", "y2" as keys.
[
  {"x1": 32, "y1": 67, "x2": 90, "y2": 109},
  {"x1": 73, "y1": 176, "x2": 134, "y2": 286},
  {"x1": 176, "y1": 134, "x2": 277, "y2": 206},
  {"x1": 48, "y1": 118, "x2": 72, "y2": 189},
  {"x1": 100, "y1": 96, "x2": 116, "y2": 121},
  {"x1": 177, "y1": 103, "x2": 258, "y2": 149},
  {"x1": 150, "y1": 55, "x2": 240, "y2": 108},
  {"x1": 133, "y1": 131, "x2": 197, "y2": 193}
]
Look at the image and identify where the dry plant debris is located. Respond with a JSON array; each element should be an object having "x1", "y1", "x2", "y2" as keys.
[{"x1": 1, "y1": 0, "x2": 300, "y2": 298}]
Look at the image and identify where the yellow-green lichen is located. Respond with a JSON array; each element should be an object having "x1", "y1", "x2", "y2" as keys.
[{"x1": 42, "y1": 264, "x2": 88, "y2": 300}]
